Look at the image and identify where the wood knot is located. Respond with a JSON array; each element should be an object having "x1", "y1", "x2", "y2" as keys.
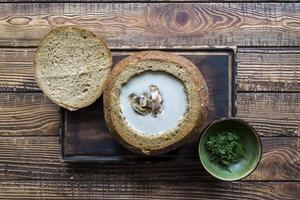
[
  {"x1": 53, "y1": 17, "x2": 67, "y2": 25},
  {"x1": 176, "y1": 11, "x2": 190, "y2": 27},
  {"x1": 7, "y1": 17, "x2": 31, "y2": 26},
  {"x1": 147, "y1": 5, "x2": 203, "y2": 35},
  {"x1": 147, "y1": 4, "x2": 240, "y2": 36}
]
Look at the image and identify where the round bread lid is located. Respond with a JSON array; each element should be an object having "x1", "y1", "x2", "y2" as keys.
[
  {"x1": 104, "y1": 51, "x2": 209, "y2": 155},
  {"x1": 34, "y1": 27, "x2": 112, "y2": 111}
]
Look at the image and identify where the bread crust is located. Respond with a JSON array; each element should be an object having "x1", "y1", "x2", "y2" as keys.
[
  {"x1": 104, "y1": 51, "x2": 209, "y2": 155},
  {"x1": 34, "y1": 26, "x2": 112, "y2": 111}
]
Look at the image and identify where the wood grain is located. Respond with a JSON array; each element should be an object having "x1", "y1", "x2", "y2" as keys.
[
  {"x1": 0, "y1": 136, "x2": 298, "y2": 181},
  {"x1": 1, "y1": 0, "x2": 299, "y2": 2},
  {"x1": 237, "y1": 48, "x2": 300, "y2": 92},
  {"x1": 0, "y1": 3, "x2": 300, "y2": 47},
  {"x1": 0, "y1": 93, "x2": 59, "y2": 136},
  {"x1": 0, "y1": 0, "x2": 299, "y2": 198},
  {"x1": 0, "y1": 48, "x2": 38, "y2": 91},
  {"x1": 2, "y1": 47, "x2": 300, "y2": 93},
  {"x1": 0, "y1": 92, "x2": 298, "y2": 137},
  {"x1": 0, "y1": 181, "x2": 299, "y2": 200},
  {"x1": 237, "y1": 93, "x2": 300, "y2": 137}
]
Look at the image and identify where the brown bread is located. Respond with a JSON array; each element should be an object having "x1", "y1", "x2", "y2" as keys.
[
  {"x1": 104, "y1": 51, "x2": 209, "y2": 155},
  {"x1": 34, "y1": 27, "x2": 112, "y2": 111}
]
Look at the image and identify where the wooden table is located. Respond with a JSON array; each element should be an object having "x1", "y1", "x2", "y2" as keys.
[{"x1": 0, "y1": 1, "x2": 299, "y2": 199}]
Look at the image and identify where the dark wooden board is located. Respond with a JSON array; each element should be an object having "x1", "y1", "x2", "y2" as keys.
[
  {"x1": 61, "y1": 50, "x2": 235, "y2": 162},
  {"x1": 0, "y1": 3, "x2": 300, "y2": 47}
]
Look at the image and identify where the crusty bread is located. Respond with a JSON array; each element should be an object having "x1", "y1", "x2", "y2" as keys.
[
  {"x1": 34, "y1": 27, "x2": 112, "y2": 111},
  {"x1": 104, "y1": 51, "x2": 209, "y2": 155}
]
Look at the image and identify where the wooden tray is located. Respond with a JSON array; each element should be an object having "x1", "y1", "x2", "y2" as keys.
[{"x1": 60, "y1": 49, "x2": 236, "y2": 162}]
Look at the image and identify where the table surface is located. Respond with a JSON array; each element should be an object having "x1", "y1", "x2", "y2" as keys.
[{"x1": 0, "y1": 1, "x2": 299, "y2": 199}]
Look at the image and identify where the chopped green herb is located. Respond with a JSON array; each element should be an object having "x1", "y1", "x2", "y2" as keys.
[{"x1": 205, "y1": 130, "x2": 246, "y2": 170}]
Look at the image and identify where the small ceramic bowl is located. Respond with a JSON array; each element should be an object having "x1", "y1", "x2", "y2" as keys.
[{"x1": 198, "y1": 118, "x2": 262, "y2": 181}]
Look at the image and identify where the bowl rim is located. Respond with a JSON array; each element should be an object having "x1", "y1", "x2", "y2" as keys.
[{"x1": 198, "y1": 117, "x2": 262, "y2": 181}]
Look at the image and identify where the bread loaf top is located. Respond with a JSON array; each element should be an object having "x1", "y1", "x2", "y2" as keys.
[{"x1": 34, "y1": 27, "x2": 112, "y2": 111}]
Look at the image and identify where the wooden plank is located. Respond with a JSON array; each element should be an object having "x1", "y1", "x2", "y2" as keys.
[
  {"x1": 0, "y1": 48, "x2": 38, "y2": 91},
  {"x1": 0, "y1": 93, "x2": 59, "y2": 136},
  {"x1": 0, "y1": 48, "x2": 233, "y2": 100},
  {"x1": 2, "y1": 47, "x2": 300, "y2": 92},
  {"x1": 1, "y1": 0, "x2": 299, "y2": 2},
  {"x1": 0, "y1": 181, "x2": 299, "y2": 200},
  {"x1": 0, "y1": 3, "x2": 299, "y2": 47},
  {"x1": 0, "y1": 136, "x2": 298, "y2": 181},
  {"x1": 0, "y1": 92, "x2": 298, "y2": 137},
  {"x1": 237, "y1": 48, "x2": 300, "y2": 92},
  {"x1": 237, "y1": 93, "x2": 300, "y2": 137}
]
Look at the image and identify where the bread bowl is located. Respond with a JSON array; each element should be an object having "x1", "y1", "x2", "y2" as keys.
[{"x1": 104, "y1": 51, "x2": 209, "y2": 155}]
